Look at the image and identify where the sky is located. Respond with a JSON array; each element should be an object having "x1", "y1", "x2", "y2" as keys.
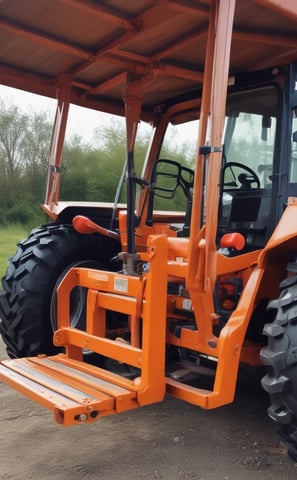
[
  {"x1": 0, "y1": 83, "x2": 199, "y2": 150},
  {"x1": 0, "y1": 84, "x2": 115, "y2": 143}
]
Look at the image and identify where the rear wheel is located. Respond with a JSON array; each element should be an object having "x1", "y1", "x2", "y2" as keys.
[
  {"x1": 0, "y1": 223, "x2": 119, "y2": 358},
  {"x1": 261, "y1": 264, "x2": 297, "y2": 462}
]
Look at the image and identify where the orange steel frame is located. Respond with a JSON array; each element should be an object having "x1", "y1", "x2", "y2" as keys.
[
  {"x1": 8, "y1": 0, "x2": 297, "y2": 421},
  {"x1": 50, "y1": 0, "x2": 257, "y2": 410},
  {"x1": 55, "y1": 234, "x2": 169, "y2": 407}
]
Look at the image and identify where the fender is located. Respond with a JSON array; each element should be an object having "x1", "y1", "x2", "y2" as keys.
[{"x1": 258, "y1": 197, "x2": 297, "y2": 268}]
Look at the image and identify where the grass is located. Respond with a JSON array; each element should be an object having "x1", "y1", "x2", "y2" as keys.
[{"x1": 0, "y1": 225, "x2": 30, "y2": 279}]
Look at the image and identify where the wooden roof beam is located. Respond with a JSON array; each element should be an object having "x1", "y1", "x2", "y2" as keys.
[
  {"x1": 57, "y1": 0, "x2": 141, "y2": 31},
  {"x1": 254, "y1": 0, "x2": 297, "y2": 21},
  {"x1": 70, "y1": 31, "x2": 136, "y2": 75},
  {"x1": 71, "y1": 26, "x2": 207, "y2": 78},
  {"x1": 67, "y1": 2, "x2": 180, "y2": 76},
  {"x1": 154, "y1": 26, "x2": 208, "y2": 59},
  {"x1": 82, "y1": 72, "x2": 128, "y2": 95},
  {"x1": 65, "y1": 3, "x2": 208, "y2": 79},
  {"x1": 75, "y1": 56, "x2": 203, "y2": 98},
  {"x1": 80, "y1": 57, "x2": 202, "y2": 97},
  {"x1": 157, "y1": 62, "x2": 203, "y2": 82},
  {"x1": 0, "y1": 64, "x2": 55, "y2": 97},
  {"x1": 167, "y1": 0, "x2": 209, "y2": 17},
  {"x1": 72, "y1": 25, "x2": 208, "y2": 90},
  {"x1": 0, "y1": 18, "x2": 92, "y2": 61},
  {"x1": 233, "y1": 28, "x2": 297, "y2": 48}
]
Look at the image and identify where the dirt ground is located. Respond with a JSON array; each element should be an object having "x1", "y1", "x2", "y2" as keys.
[{"x1": 0, "y1": 338, "x2": 297, "y2": 480}]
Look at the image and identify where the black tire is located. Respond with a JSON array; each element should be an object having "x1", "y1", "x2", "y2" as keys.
[
  {"x1": 0, "y1": 224, "x2": 120, "y2": 358},
  {"x1": 261, "y1": 268, "x2": 297, "y2": 462}
]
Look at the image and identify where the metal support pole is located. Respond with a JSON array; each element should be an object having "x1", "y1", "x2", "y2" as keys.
[
  {"x1": 44, "y1": 74, "x2": 72, "y2": 206},
  {"x1": 123, "y1": 73, "x2": 143, "y2": 272}
]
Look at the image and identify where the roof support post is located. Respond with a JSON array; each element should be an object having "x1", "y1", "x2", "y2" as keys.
[
  {"x1": 44, "y1": 74, "x2": 72, "y2": 206},
  {"x1": 187, "y1": 0, "x2": 217, "y2": 288},
  {"x1": 123, "y1": 73, "x2": 143, "y2": 272},
  {"x1": 204, "y1": 0, "x2": 236, "y2": 288},
  {"x1": 186, "y1": 0, "x2": 236, "y2": 342}
]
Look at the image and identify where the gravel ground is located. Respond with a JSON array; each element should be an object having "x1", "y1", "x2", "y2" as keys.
[{"x1": 0, "y1": 338, "x2": 297, "y2": 480}]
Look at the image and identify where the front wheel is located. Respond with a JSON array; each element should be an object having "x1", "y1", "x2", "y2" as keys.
[
  {"x1": 0, "y1": 223, "x2": 120, "y2": 358},
  {"x1": 261, "y1": 264, "x2": 297, "y2": 462}
]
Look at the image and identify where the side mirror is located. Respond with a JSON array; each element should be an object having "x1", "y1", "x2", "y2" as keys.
[
  {"x1": 146, "y1": 158, "x2": 194, "y2": 226},
  {"x1": 151, "y1": 159, "x2": 181, "y2": 199}
]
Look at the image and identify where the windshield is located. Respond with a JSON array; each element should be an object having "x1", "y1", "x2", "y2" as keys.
[
  {"x1": 223, "y1": 86, "x2": 278, "y2": 187},
  {"x1": 218, "y1": 85, "x2": 278, "y2": 249},
  {"x1": 59, "y1": 116, "x2": 152, "y2": 203}
]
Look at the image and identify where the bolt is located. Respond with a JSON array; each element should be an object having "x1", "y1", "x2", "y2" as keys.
[{"x1": 78, "y1": 413, "x2": 87, "y2": 422}]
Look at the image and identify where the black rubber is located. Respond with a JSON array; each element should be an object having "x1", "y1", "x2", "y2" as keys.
[
  {"x1": 0, "y1": 224, "x2": 119, "y2": 358},
  {"x1": 261, "y1": 271, "x2": 297, "y2": 462}
]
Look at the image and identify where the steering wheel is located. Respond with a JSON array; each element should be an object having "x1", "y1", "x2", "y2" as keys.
[{"x1": 222, "y1": 162, "x2": 260, "y2": 189}]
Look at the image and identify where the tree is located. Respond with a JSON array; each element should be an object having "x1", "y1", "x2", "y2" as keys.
[
  {"x1": 0, "y1": 98, "x2": 196, "y2": 224},
  {"x1": 0, "y1": 100, "x2": 29, "y2": 208},
  {"x1": 60, "y1": 134, "x2": 89, "y2": 200},
  {"x1": 22, "y1": 109, "x2": 53, "y2": 201},
  {"x1": 0, "y1": 99, "x2": 53, "y2": 224}
]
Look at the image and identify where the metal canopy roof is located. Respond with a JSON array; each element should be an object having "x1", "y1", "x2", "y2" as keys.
[{"x1": 1, "y1": 0, "x2": 297, "y2": 120}]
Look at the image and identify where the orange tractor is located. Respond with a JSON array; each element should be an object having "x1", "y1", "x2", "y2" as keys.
[{"x1": 1, "y1": 0, "x2": 297, "y2": 461}]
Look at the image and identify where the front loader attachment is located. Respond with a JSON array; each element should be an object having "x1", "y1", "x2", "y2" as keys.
[{"x1": 0, "y1": 234, "x2": 168, "y2": 426}]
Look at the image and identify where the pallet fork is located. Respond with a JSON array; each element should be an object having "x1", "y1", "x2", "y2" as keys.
[{"x1": 0, "y1": 235, "x2": 168, "y2": 426}]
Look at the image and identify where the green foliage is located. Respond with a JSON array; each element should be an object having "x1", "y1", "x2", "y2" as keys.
[
  {"x1": 0, "y1": 207, "x2": 6, "y2": 224},
  {"x1": 5, "y1": 204, "x2": 33, "y2": 225},
  {"x1": 0, "y1": 225, "x2": 30, "y2": 278},
  {"x1": 61, "y1": 119, "x2": 150, "y2": 203},
  {"x1": 0, "y1": 100, "x2": 53, "y2": 221},
  {"x1": 0, "y1": 97, "x2": 192, "y2": 225},
  {"x1": 5, "y1": 202, "x2": 44, "y2": 226}
]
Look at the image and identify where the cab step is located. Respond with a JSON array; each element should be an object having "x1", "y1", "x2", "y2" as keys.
[{"x1": 0, "y1": 354, "x2": 138, "y2": 426}]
